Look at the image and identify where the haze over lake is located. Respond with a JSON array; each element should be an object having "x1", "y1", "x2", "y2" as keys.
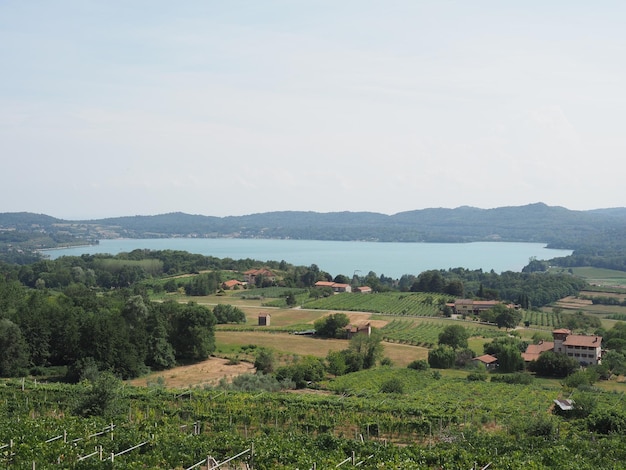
[{"x1": 44, "y1": 239, "x2": 572, "y2": 278}]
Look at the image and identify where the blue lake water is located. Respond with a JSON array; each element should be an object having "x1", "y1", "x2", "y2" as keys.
[{"x1": 43, "y1": 239, "x2": 572, "y2": 279}]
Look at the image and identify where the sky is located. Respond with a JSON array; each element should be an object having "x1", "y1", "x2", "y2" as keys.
[{"x1": 1, "y1": 1, "x2": 625, "y2": 219}]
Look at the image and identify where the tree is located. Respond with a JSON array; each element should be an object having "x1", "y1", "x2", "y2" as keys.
[
  {"x1": 438, "y1": 325, "x2": 469, "y2": 350},
  {"x1": 444, "y1": 279, "x2": 464, "y2": 297},
  {"x1": 0, "y1": 319, "x2": 29, "y2": 377},
  {"x1": 495, "y1": 309, "x2": 523, "y2": 330},
  {"x1": 254, "y1": 349, "x2": 275, "y2": 374},
  {"x1": 213, "y1": 304, "x2": 246, "y2": 323},
  {"x1": 314, "y1": 313, "x2": 349, "y2": 338},
  {"x1": 285, "y1": 292, "x2": 297, "y2": 307},
  {"x1": 348, "y1": 330, "x2": 384, "y2": 369},
  {"x1": 74, "y1": 372, "x2": 124, "y2": 418},
  {"x1": 496, "y1": 345, "x2": 524, "y2": 373},
  {"x1": 528, "y1": 351, "x2": 579, "y2": 378},
  {"x1": 326, "y1": 350, "x2": 347, "y2": 376},
  {"x1": 145, "y1": 309, "x2": 176, "y2": 371},
  {"x1": 428, "y1": 345, "x2": 456, "y2": 369},
  {"x1": 169, "y1": 302, "x2": 217, "y2": 362}
]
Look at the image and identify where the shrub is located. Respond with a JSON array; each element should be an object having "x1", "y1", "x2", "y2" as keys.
[
  {"x1": 380, "y1": 378, "x2": 405, "y2": 394},
  {"x1": 467, "y1": 371, "x2": 488, "y2": 381},
  {"x1": 490, "y1": 372, "x2": 534, "y2": 385},
  {"x1": 407, "y1": 359, "x2": 430, "y2": 371}
]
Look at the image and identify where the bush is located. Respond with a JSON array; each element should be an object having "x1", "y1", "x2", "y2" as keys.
[
  {"x1": 490, "y1": 372, "x2": 534, "y2": 384},
  {"x1": 380, "y1": 378, "x2": 405, "y2": 394},
  {"x1": 407, "y1": 359, "x2": 430, "y2": 371},
  {"x1": 467, "y1": 371, "x2": 488, "y2": 381},
  {"x1": 528, "y1": 351, "x2": 579, "y2": 378}
]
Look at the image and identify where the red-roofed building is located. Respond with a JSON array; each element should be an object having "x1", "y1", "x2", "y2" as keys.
[
  {"x1": 473, "y1": 354, "x2": 499, "y2": 370},
  {"x1": 521, "y1": 341, "x2": 554, "y2": 362},
  {"x1": 314, "y1": 281, "x2": 352, "y2": 293},
  {"x1": 345, "y1": 323, "x2": 371, "y2": 339},
  {"x1": 222, "y1": 279, "x2": 243, "y2": 290},
  {"x1": 523, "y1": 330, "x2": 602, "y2": 365}
]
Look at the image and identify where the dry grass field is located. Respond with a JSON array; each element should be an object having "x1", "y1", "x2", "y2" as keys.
[{"x1": 128, "y1": 357, "x2": 255, "y2": 389}]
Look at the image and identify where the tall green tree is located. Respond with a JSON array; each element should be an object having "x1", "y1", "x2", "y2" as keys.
[
  {"x1": 438, "y1": 325, "x2": 469, "y2": 350},
  {"x1": 348, "y1": 329, "x2": 383, "y2": 369},
  {"x1": 314, "y1": 313, "x2": 350, "y2": 338},
  {"x1": 0, "y1": 319, "x2": 29, "y2": 377},
  {"x1": 169, "y1": 302, "x2": 216, "y2": 362}
]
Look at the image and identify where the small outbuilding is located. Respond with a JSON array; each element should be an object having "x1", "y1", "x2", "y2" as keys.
[
  {"x1": 258, "y1": 313, "x2": 271, "y2": 326},
  {"x1": 473, "y1": 354, "x2": 499, "y2": 370}
]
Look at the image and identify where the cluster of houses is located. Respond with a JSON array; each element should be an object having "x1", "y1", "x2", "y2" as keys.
[
  {"x1": 313, "y1": 281, "x2": 372, "y2": 294},
  {"x1": 220, "y1": 268, "x2": 373, "y2": 294},
  {"x1": 475, "y1": 328, "x2": 603, "y2": 369},
  {"x1": 221, "y1": 268, "x2": 277, "y2": 290}
]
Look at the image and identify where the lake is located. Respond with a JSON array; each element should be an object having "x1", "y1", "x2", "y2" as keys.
[{"x1": 43, "y1": 239, "x2": 572, "y2": 279}]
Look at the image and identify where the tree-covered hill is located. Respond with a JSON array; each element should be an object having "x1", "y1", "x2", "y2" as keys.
[{"x1": 1, "y1": 203, "x2": 626, "y2": 269}]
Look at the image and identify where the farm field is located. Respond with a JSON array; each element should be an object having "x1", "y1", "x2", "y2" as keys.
[
  {"x1": 214, "y1": 331, "x2": 428, "y2": 367},
  {"x1": 300, "y1": 291, "x2": 447, "y2": 316}
]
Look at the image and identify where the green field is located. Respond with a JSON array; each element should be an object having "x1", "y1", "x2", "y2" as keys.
[{"x1": 550, "y1": 266, "x2": 626, "y2": 286}]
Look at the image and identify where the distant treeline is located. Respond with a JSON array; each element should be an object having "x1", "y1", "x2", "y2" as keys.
[{"x1": 2, "y1": 204, "x2": 626, "y2": 270}]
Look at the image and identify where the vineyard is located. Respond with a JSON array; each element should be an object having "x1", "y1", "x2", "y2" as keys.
[
  {"x1": 300, "y1": 292, "x2": 447, "y2": 316},
  {"x1": 2, "y1": 374, "x2": 626, "y2": 469},
  {"x1": 522, "y1": 310, "x2": 564, "y2": 329},
  {"x1": 380, "y1": 319, "x2": 505, "y2": 347}
]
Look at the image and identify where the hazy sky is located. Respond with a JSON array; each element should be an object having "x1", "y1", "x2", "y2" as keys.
[{"x1": 1, "y1": 1, "x2": 625, "y2": 219}]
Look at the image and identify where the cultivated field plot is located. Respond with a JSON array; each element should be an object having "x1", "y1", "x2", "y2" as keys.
[
  {"x1": 551, "y1": 266, "x2": 626, "y2": 287},
  {"x1": 215, "y1": 331, "x2": 427, "y2": 367},
  {"x1": 380, "y1": 318, "x2": 505, "y2": 347},
  {"x1": 302, "y1": 292, "x2": 447, "y2": 316}
]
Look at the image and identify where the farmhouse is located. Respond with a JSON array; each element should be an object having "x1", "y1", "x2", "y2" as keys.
[
  {"x1": 521, "y1": 340, "x2": 554, "y2": 362},
  {"x1": 345, "y1": 323, "x2": 371, "y2": 339},
  {"x1": 314, "y1": 281, "x2": 352, "y2": 293},
  {"x1": 354, "y1": 286, "x2": 372, "y2": 294},
  {"x1": 222, "y1": 279, "x2": 243, "y2": 290},
  {"x1": 553, "y1": 328, "x2": 602, "y2": 365},
  {"x1": 522, "y1": 329, "x2": 602, "y2": 366},
  {"x1": 473, "y1": 354, "x2": 498, "y2": 370},
  {"x1": 453, "y1": 299, "x2": 499, "y2": 314}
]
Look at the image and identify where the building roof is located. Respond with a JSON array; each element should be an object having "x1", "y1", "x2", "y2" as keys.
[
  {"x1": 522, "y1": 341, "x2": 554, "y2": 362},
  {"x1": 473, "y1": 354, "x2": 498, "y2": 364},
  {"x1": 355, "y1": 286, "x2": 372, "y2": 292},
  {"x1": 314, "y1": 281, "x2": 335, "y2": 287},
  {"x1": 455, "y1": 299, "x2": 499, "y2": 306},
  {"x1": 552, "y1": 328, "x2": 572, "y2": 335},
  {"x1": 223, "y1": 279, "x2": 242, "y2": 287},
  {"x1": 563, "y1": 335, "x2": 602, "y2": 348},
  {"x1": 553, "y1": 399, "x2": 575, "y2": 411},
  {"x1": 333, "y1": 283, "x2": 351, "y2": 289},
  {"x1": 258, "y1": 313, "x2": 271, "y2": 318}
]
